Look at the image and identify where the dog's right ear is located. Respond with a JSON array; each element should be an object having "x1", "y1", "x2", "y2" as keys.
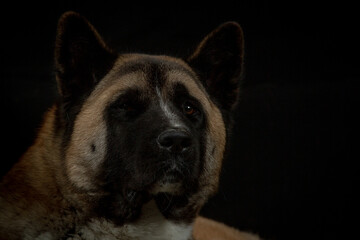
[{"x1": 55, "y1": 11, "x2": 117, "y2": 101}]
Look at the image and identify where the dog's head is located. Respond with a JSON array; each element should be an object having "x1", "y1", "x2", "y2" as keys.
[{"x1": 55, "y1": 12, "x2": 243, "y2": 221}]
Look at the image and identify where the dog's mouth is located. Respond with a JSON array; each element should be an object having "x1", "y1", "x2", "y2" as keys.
[
  {"x1": 120, "y1": 153, "x2": 197, "y2": 197},
  {"x1": 148, "y1": 164, "x2": 186, "y2": 195}
]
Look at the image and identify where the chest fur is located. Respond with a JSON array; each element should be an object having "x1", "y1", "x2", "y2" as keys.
[{"x1": 72, "y1": 200, "x2": 193, "y2": 240}]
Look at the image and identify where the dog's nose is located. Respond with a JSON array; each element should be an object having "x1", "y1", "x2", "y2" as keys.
[{"x1": 157, "y1": 130, "x2": 192, "y2": 153}]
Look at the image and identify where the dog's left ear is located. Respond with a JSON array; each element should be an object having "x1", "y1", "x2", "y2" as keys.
[{"x1": 187, "y1": 22, "x2": 244, "y2": 110}]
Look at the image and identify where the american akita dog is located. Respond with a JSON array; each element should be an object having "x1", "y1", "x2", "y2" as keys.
[{"x1": 0, "y1": 11, "x2": 258, "y2": 240}]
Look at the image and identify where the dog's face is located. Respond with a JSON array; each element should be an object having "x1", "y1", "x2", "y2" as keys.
[
  {"x1": 72, "y1": 55, "x2": 221, "y2": 196},
  {"x1": 55, "y1": 12, "x2": 243, "y2": 222},
  {"x1": 102, "y1": 56, "x2": 208, "y2": 196}
]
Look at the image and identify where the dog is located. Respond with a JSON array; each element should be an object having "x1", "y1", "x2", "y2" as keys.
[{"x1": 0, "y1": 11, "x2": 258, "y2": 240}]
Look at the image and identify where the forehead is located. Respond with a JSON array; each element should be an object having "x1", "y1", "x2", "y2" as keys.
[
  {"x1": 92, "y1": 54, "x2": 209, "y2": 102},
  {"x1": 114, "y1": 54, "x2": 198, "y2": 88}
]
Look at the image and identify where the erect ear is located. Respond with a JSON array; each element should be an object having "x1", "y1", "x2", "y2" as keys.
[
  {"x1": 55, "y1": 11, "x2": 117, "y2": 101},
  {"x1": 187, "y1": 22, "x2": 244, "y2": 110}
]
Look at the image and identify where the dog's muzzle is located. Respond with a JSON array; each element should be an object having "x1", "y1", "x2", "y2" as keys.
[{"x1": 147, "y1": 129, "x2": 194, "y2": 194}]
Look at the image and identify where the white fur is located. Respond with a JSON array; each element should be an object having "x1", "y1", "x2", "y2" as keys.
[
  {"x1": 126, "y1": 200, "x2": 192, "y2": 240},
  {"x1": 74, "y1": 200, "x2": 192, "y2": 240}
]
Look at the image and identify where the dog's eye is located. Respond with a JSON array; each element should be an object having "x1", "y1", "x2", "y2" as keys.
[
  {"x1": 119, "y1": 102, "x2": 135, "y2": 112},
  {"x1": 110, "y1": 99, "x2": 145, "y2": 121},
  {"x1": 183, "y1": 102, "x2": 198, "y2": 116}
]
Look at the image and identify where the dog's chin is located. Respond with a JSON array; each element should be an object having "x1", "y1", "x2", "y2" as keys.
[{"x1": 148, "y1": 173, "x2": 184, "y2": 195}]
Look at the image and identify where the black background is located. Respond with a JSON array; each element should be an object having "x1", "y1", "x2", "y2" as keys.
[{"x1": 0, "y1": 1, "x2": 358, "y2": 240}]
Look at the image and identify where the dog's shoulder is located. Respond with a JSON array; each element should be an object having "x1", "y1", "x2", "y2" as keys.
[{"x1": 0, "y1": 107, "x2": 78, "y2": 239}]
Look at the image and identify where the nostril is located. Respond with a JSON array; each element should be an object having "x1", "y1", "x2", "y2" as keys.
[
  {"x1": 157, "y1": 130, "x2": 192, "y2": 153},
  {"x1": 159, "y1": 136, "x2": 174, "y2": 148}
]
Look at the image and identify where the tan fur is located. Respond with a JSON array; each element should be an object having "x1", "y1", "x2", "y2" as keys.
[
  {"x1": 0, "y1": 12, "x2": 248, "y2": 239},
  {"x1": 0, "y1": 56, "x2": 227, "y2": 239},
  {"x1": 193, "y1": 217, "x2": 260, "y2": 240},
  {"x1": 65, "y1": 69, "x2": 147, "y2": 191},
  {"x1": 0, "y1": 108, "x2": 77, "y2": 239},
  {"x1": 0, "y1": 57, "x2": 242, "y2": 239}
]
